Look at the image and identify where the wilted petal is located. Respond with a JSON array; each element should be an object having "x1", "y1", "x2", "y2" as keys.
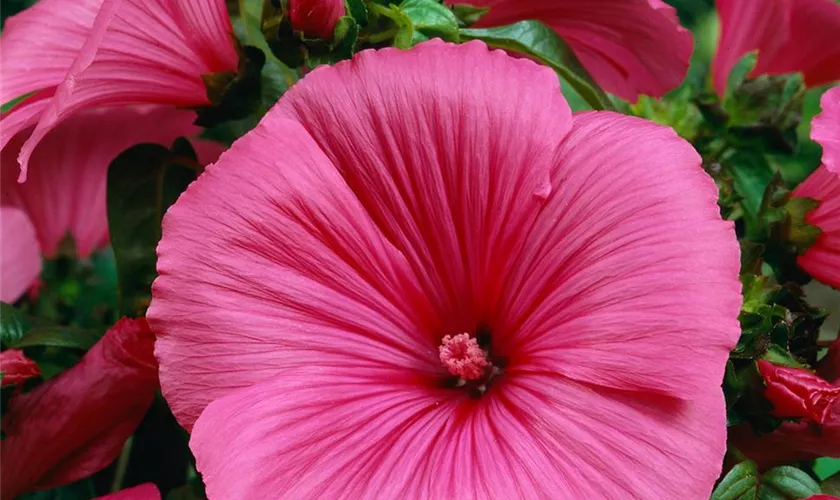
[
  {"x1": 0, "y1": 206, "x2": 41, "y2": 303},
  {"x1": 758, "y1": 360, "x2": 840, "y2": 423},
  {"x1": 0, "y1": 349, "x2": 41, "y2": 387},
  {"x1": 0, "y1": 318, "x2": 158, "y2": 499},
  {"x1": 451, "y1": 0, "x2": 692, "y2": 101}
]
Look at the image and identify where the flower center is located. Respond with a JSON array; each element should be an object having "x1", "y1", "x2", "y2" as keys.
[{"x1": 438, "y1": 333, "x2": 489, "y2": 381}]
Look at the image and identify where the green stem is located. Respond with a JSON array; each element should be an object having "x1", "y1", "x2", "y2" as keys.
[
  {"x1": 367, "y1": 2, "x2": 402, "y2": 23},
  {"x1": 110, "y1": 437, "x2": 133, "y2": 493},
  {"x1": 365, "y1": 27, "x2": 400, "y2": 43}
]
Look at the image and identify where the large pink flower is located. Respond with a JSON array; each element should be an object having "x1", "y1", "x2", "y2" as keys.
[
  {"x1": 444, "y1": 0, "x2": 692, "y2": 102},
  {"x1": 713, "y1": 0, "x2": 840, "y2": 97},
  {"x1": 95, "y1": 484, "x2": 161, "y2": 500},
  {"x1": 0, "y1": 0, "x2": 237, "y2": 181},
  {"x1": 149, "y1": 41, "x2": 741, "y2": 498},
  {"x1": 0, "y1": 206, "x2": 41, "y2": 303},
  {"x1": 0, "y1": 318, "x2": 158, "y2": 499},
  {"x1": 1, "y1": 106, "x2": 222, "y2": 263}
]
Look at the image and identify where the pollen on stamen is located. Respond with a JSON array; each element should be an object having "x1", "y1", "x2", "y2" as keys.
[{"x1": 438, "y1": 333, "x2": 488, "y2": 381}]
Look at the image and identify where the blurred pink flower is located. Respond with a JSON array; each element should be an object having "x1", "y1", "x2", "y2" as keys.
[
  {"x1": 0, "y1": 0, "x2": 238, "y2": 181},
  {"x1": 0, "y1": 348, "x2": 41, "y2": 387},
  {"x1": 1, "y1": 107, "x2": 220, "y2": 262},
  {"x1": 813, "y1": 87, "x2": 840, "y2": 174},
  {"x1": 0, "y1": 318, "x2": 158, "y2": 499},
  {"x1": 0, "y1": 207, "x2": 41, "y2": 303},
  {"x1": 288, "y1": 0, "x2": 346, "y2": 39},
  {"x1": 445, "y1": 0, "x2": 692, "y2": 102},
  {"x1": 95, "y1": 483, "x2": 161, "y2": 500},
  {"x1": 149, "y1": 40, "x2": 741, "y2": 498},
  {"x1": 713, "y1": 0, "x2": 840, "y2": 96}
]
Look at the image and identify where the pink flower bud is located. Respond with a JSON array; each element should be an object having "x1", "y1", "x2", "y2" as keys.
[
  {"x1": 288, "y1": 0, "x2": 346, "y2": 40},
  {"x1": 0, "y1": 349, "x2": 41, "y2": 387},
  {"x1": 758, "y1": 360, "x2": 840, "y2": 424}
]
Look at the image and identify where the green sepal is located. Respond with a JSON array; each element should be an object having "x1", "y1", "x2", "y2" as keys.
[{"x1": 196, "y1": 45, "x2": 266, "y2": 127}]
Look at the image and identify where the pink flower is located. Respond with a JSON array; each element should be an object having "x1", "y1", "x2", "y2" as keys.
[
  {"x1": 444, "y1": 0, "x2": 692, "y2": 102},
  {"x1": 0, "y1": 0, "x2": 238, "y2": 181},
  {"x1": 0, "y1": 206, "x2": 41, "y2": 303},
  {"x1": 95, "y1": 484, "x2": 161, "y2": 500},
  {"x1": 813, "y1": 87, "x2": 840, "y2": 175},
  {"x1": 0, "y1": 318, "x2": 158, "y2": 499},
  {"x1": 0, "y1": 107, "x2": 222, "y2": 266},
  {"x1": 792, "y1": 89, "x2": 840, "y2": 288},
  {"x1": 149, "y1": 40, "x2": 741, "y2": 498},
  {"x1": 713, "y1": 0, "x2": 840, "y2": 97},
  {"x1": 0, "y1": 349, "x2": 41, "y2": 387},
  {"x1": 758, "y1": 360, "x2": 840, "y2": 424},
  {"x1": 289, "y1": 0, "x2": 346, "y2": 40}
]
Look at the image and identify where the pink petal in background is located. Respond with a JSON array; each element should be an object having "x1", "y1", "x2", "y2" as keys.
[
  {"x1": 1, "y1": 106, "x2": 219, "y2": 258},
  {"x1": 0, "y1": 318, "x2": 159, "y2": 499},
  {"x1": 0, "y1": 206, "x2": 42, "y2": 303},
  {"x1": 813, "y1": 87, "x2": 840, "y2": 174},
  {"x1": 713, "y1": 0, "x2": 840, "y2": 97},
  {"x1": 447, "y1": 0, "x2": 693, "y2": 102},
  {"x1": 0, "y1": 0, "x2": 238, "y2": 181}
]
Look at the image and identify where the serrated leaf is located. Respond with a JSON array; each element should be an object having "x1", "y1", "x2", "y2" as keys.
[
  {"x1": 726, "y1": 151, "x2": 774, "y2": 222},
  {"x1": 107, "y1": 142, "x2": 199, "y2": 317},
  {"x1": 398, "y1": 0, "x2": 459, "y2": 42},
  {"x1": 459, "y1": 20, "x2": 613, "y2": 110},
  {"x1": 711, "y1": 461, "x2": 759, "y2": 500},
  {"x1": 760, "y1": 466, "x2": 821, "y2": 499},
  {"x1": 762, "y1": 345, "x2": 808, "y2": 369},
  {"x1": 1, "y1": 302, "x2": 30, "y2": 348}
]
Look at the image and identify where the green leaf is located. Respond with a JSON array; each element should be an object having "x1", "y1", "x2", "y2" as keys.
[
  {"x1": 762, "y1": 344, "x2": 808, "y2": 368},
  {"x1": 725, "y1": 52, "x2": 758, "y2": 105},
  {"x1": 1, "y1": 302, "x2": 30, "y2": 348},
  {"x1": 726, "y1": 151, "x2": 774, "y2": 223},
  {"x1": 14, "y1": 327, "x2": 101, "y2": 351},
  {"x1": 450, "y1": 3, "x2": 490, "y2": 26},
  {"x1": 760, "y1": 466, "x2": 821, "y2": 499},
  {"x1": 398, "y1": 0, "x2": 459, "y2": 42},
  {"x1": 345, "y1": 0, "x2": 369, "y2": 26},
  {"x1": 459, "y1": 21, "x2": 613, "y2": 110},
  {"x1": 711, "y1": 461, "x2": 759, "y2": 500},
  {"x1": 107, "y1": 142, "x2": 199, "y2": 317}
]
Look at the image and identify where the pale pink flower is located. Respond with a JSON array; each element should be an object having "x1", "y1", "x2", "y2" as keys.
[
  {"x1": 0, "y1": 107, "x2": 222, "y2": 264},
  {"x1": 289, "y1": 0, "x2": 346, "y2": 40},
  {"x1": 149, "y1": 41, "x2": 741, "y2": 498},
  {"x1": 95, "y1": 484, "x2": 160, "y2": 500},
  {"x1": 0, "y1": 318, "x2": 158, "y2": 499},
  {"x1": 713, "y1": 0, "x2": 840, "y2": 97},
  {"x1": 444, "y1": 0, "x2": 692, "y2": 102},
  {"x1": 0, "y1": 206, "x2": 41, "y2": 303},
  {"x1": 0, "y1": 348, "x2": 41, "y2": 387},
  {"x1": 0, "y1": 0, "x2": 238, "y2": 181}
]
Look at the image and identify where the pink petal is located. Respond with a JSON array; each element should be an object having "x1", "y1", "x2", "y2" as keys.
[
  {"x1": 0, "y1": 318, "x2": 158, "y2": 499},
  {"x1": 712, "y1": 0, "x2": 791, "y2": 97},
  {"x1": 0, "y1": 348, "x2": 41, "y2": 386},
  {"x1": 2, "y1": 107, "x2": 204, "y2": 258},
  {"x1": 94, "y1": 483, "x2": 161, "y2": 500},
  {"x1": 813, "y1": 87, "x2": 840, "y2": 175},
  {"x1": 150, "y1": 40, "x2": 572, "y2": 430},
  {"x1": 713, "y1": 0, "x2": 840, "y2": 97},
  {"x1": 794, "y1": 165, "x2": 840, "y2": 288},
  {"x1": 449, "y1": 0, "x2": 693, "y2": 102},
  {"x1": 0, "y1": 206, "x2": 42, "y2": 303},
  {"x1": 192, "y1": 365, "x2": 724, "y2": 498},
  {"x1": 0, "y1": 0, "x2": 102, "y2": 106},
  {"x1": 2, "y1": 0, "x2": 238, "y2": 181},
  {"x1": 493, "y1": 111, "x2": 741, "y2": 398}
]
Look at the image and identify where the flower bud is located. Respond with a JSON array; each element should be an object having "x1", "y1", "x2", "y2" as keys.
[
  {"x1": 288, "y1": 0, "x2": 345, "y2": 40},
  {"x1": 758, "y1": 360, "x2": 840, "y2": 424},
  {"x1": 0, "y1": 349, "x2": 41, "y2": 387}
]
